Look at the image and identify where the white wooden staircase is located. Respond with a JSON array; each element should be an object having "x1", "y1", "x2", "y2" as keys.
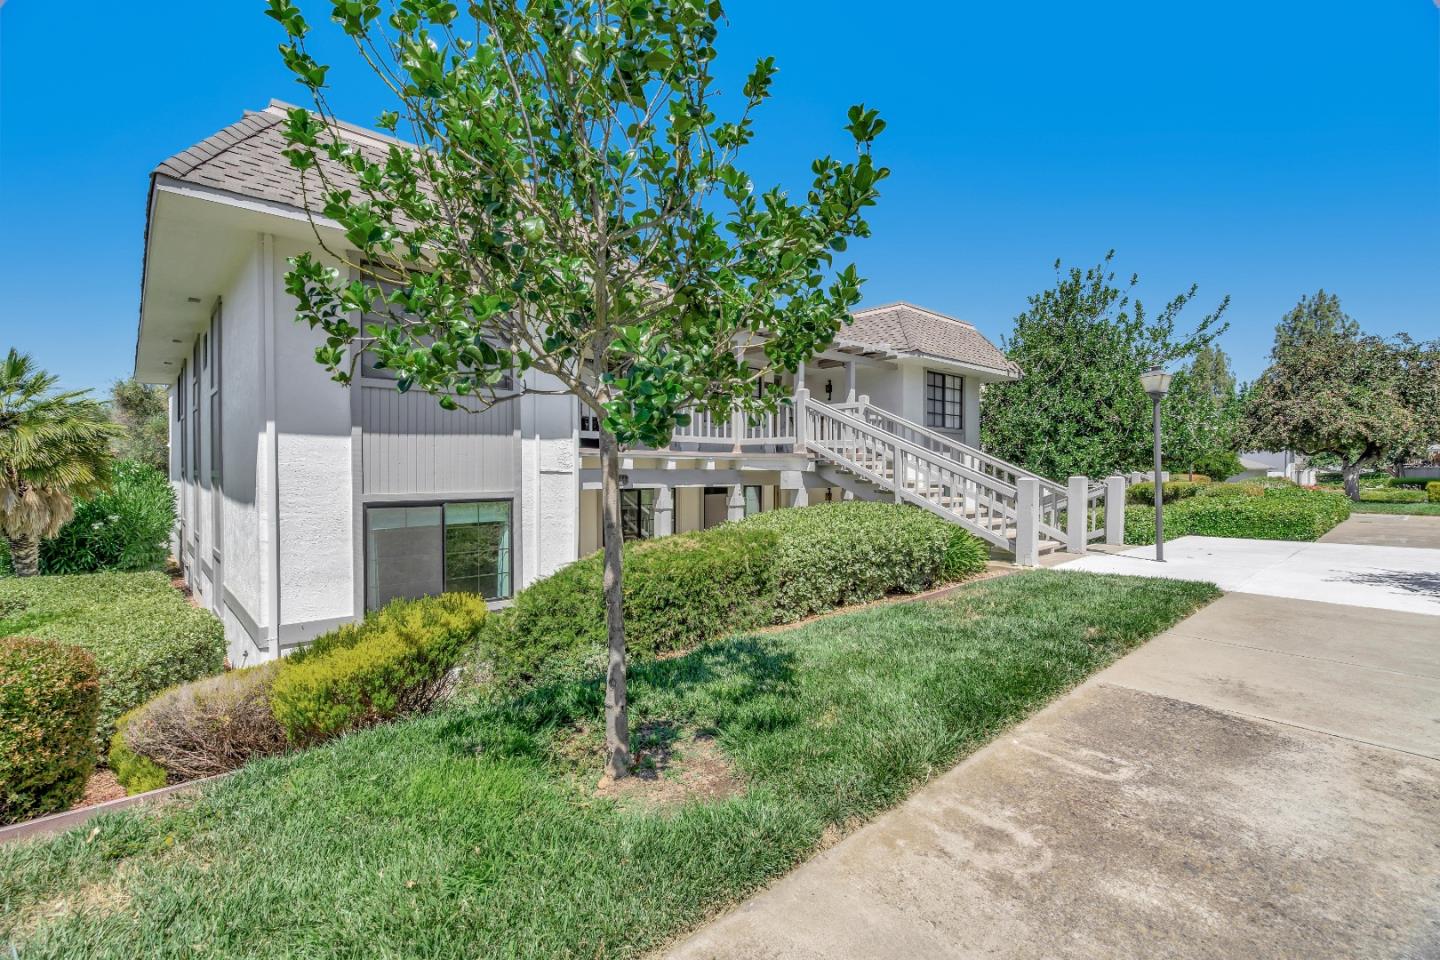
[{"x1": 796, "y1": 391, "x2": 1115, "y2": 563}]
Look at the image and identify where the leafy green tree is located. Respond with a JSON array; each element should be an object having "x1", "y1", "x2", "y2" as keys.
[
  {"x1": 1244, "y1": 291, "x2": 1440, "y2": 499},
  {"x1": 1161, "y1": 345, "x2": 1243, "y2": 479},
  {"x1": 980, "y1": 253, "x2": 1228, "y2": 480},
  {"x1": 0, "y1": 350, "x2": 121, "y2": 577},
  {"x1": 109, "y1": 379, "x2": 170, "y2": 472},
  {"x1": 266, "y1": 0, "x2": 887, "y2": 779}
]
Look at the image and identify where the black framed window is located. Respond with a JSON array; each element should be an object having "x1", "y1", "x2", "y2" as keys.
[
  {"x1": 620, "y1": 489, "x2": 655, "y2": 541},
  {"x1": 925, "y1": 371, "x2": 964, "y2": 431},
  {"x1": 365, "y1": 500, "x2": 512, "y2": 611}
]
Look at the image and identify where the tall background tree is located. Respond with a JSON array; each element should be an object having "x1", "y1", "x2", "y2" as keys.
[
  {"x1": 0, "y1": 350, "x2": 120, "y2": 576},
  {"x1": 1161, "y1": 344, "x2": 1244, "y2": 480},
  {"x1": 980, "y1": 253, "x2": 1228, "y2": 480},
  {"x1": 1244, "y1": 291, "x2": 1440, "y2": 499},
  {"x1": 266, "y1": 0, "x2": 887, "y2": 780},
  {"x1": 109, "y1": 378, "x2": 170, "y2": 472}
]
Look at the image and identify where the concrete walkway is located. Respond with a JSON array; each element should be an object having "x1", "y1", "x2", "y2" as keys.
[
  {"x1": 664, "y1": 521, "x2": 1440, "y2": 959},
  {"x1": 1051, "y1": 525, "x2": 1440, "y2": 616}
]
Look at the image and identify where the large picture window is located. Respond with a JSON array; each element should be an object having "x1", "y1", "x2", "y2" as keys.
[
  {"x1": 925, "y1": 371, "x2": 964, "y2": 431},
  {"x1": 365, "y1": 500, "x2": 512, "y2": 611}
]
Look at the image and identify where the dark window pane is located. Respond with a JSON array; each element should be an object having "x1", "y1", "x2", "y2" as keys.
[
  {"x1": 366, "y1": 506, "x2": 443, "y2": 610},
  {"x1": 444, "y1": 501, "x2": 512, "y2": 600}
]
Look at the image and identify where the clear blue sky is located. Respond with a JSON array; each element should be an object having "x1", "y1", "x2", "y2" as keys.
[{"x1": 2, "y1": 1, "x2": 1437, "y2": 393}]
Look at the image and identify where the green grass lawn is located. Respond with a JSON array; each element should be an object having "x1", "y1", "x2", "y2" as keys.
[
  {"x1": 0, "y1": 571, "x2": 1218, "y2": 959},
  {"x1": 1350, "y1": 501, "x2": 1440, "y2": 516}
]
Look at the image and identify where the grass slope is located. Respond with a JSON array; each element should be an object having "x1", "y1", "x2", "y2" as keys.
[{"x1": 1, "y1": 571, "x2": 1218, "y2": 959}]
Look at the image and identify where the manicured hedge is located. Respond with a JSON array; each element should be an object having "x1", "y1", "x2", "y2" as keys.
[
  {"x1": 0, "y1": 638, "x2": 101, "y2": 824},
  {"x1": 1127, "y1": 480, "x2": 1209, "y2": 505},
  {"x1": 489, "y1": 522, "x2": 779, "y2": 683},
  {"x1": 271, "y1": 593, "x2": 488, "y2": 745},
  {"x1": 1360, "y1": 488, "x2": 1427, "y2": 504},
  {"x1": 486, "y1": 501, "x2": 989, "y2": 685},
  {"x1": 110, "y1": 661, "x2": 287, "y2": 792},
  {"x1": 1429, "y1": 482, "x2": 1440, "y2": 503},
  {"x1": 743, "y1": 501, "x2": 985, "y2": 621},
  {"x1": 1195, "y1": 482, "x2": 1264, "y2": 499},
  {"x1": 1126, "y1": 484, "x2": 1351, "y2": 544},
  {"x1": 0, "y1": 572, "x2": 225, "y2": 751},
  {"x1": 1387, "y1": 476, "x2": 1434, "y2": 489}
]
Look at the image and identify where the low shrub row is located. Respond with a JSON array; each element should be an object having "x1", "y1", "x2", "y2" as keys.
[
  {"x1": 1431, "y1": 482, "x2": 1440, "y2": 503},
  {"x1": 1127, "y1": 479, "x2": 1209, "y2": 505},
  {"x1": 112, "y1": 593, "x2": 489, "y2": 792},
  {"x1": 1387, "y1": 476, "x2": 1435, "y2": 489},
  {"x1": 0, "y1": 572, "x2": 225, "y2": 752},
  {"x1": 485, "y1": 501, "x2": 989, "y2": 685},
  {"x1": 1125, "y1": 484, "x2": 1351, "y2": 544},
  {"x1": 0, "y1": 638, "x2": 101, "y2": 825}
]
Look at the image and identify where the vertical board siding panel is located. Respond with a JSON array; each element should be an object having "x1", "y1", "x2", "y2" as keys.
[{"x1": 359, "y1": 385, "x2": 517, "y2": 495}]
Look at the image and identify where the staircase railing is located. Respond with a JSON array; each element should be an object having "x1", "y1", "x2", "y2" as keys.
[
  {"x1": 801, "y1": 398, "x2": 1018, "y2": 550},
  {"x1": 845, "y1": 399, "x2": 1068, "y2": 541}
]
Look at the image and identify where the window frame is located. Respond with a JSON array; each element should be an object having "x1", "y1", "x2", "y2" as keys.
[
  {"x1": 924, "y1": 369, "x2": 965, "y2": 432},
  {"x1": 618, "y1": 488, "x2": 656, "y2": 541},
  {"x1": 363, "y1": 498, "x2": 515, "y2": 611}
]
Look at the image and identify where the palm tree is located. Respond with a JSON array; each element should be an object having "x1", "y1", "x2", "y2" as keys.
[{"x1": 0, "y1": 350, "x2": 122, "y2": 576}]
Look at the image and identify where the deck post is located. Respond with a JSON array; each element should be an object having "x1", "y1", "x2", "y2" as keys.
[
  {"x1": 793, "y1": 387, "x2": 809, "y2": 449},
  {"x1": 654, "y1": 483, "x2": 674, "y2": 537},
  {"x1": 1066, "y1": 475, "x2": 1088, "y2": 555},
  {"x1": 844, "y1": 360, "x2": 857, "y2": 403},
  {"x1": 1104, "y1": 474, "x2": 1127, "y2": 545},
  {"x1": 727, "y1": 484, "x2": 745, "y2": 522},
  {"x1": 1014, "y1": 476, "x2": 1040, "y2": 567}
]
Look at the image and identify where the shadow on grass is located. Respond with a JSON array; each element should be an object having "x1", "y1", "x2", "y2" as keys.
[{"x1": 435, "y1": 634, "x2": 800, "y2": 765}]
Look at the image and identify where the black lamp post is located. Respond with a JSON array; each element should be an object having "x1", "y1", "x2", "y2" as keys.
[{"x1": 1140, "y1": 367, "x2": 1173, "y2": 561}]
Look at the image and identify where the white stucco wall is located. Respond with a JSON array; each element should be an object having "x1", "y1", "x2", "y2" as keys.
[
  {"x1": 520, "y1": 381, "x2": 580, "y2": 582},
  {"x1": 270, "y1": 237, "x2": 355, "y2": 632},
  {"x1": 217, "y1": 239, "x2": 267, "y2": 665}
]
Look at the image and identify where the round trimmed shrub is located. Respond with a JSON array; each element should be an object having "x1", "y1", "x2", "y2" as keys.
[
  {"x1": 271, "y1": 593, "x2": 488, "y2": 745},
  {"x1": 0, "y1": 572, "x2": 225, "y2": 752},
  {"x1": 1, "y1": 637, "x2": 101, "y2": 824},
  {"x1": 1127, "y1": 480, "x2": 1208, "y2": 505},
  {"x1": 110, "y1": 661, "x2": 287, "y2": 792},
  {"x1": 1428, "y1": 482, "x2": 1440, "y2": 503}
]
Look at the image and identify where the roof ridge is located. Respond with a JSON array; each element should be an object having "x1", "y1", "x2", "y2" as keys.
[{"x1": 853, "y1": 300, "x2": 975, "y2": 329}]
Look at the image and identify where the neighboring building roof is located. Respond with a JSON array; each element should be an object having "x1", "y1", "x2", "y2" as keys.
[
  {"x1": 153, "y1": 100, "x2": 404, "y2": 213},
  {"x1": 844, "y1": 302, "x2": 1018, "y2": 377}
]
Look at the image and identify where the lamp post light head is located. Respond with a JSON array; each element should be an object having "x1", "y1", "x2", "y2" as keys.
[{"x1": 1141, "y1": 367, "x2": 1173, "y2": 401}]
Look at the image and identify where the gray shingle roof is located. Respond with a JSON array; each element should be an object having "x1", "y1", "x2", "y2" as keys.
[
  {"x1": 153, "y1": 101, "x2": 401, "y2": 212},
  {"x1": 844, "y1": 302, "x2": 1017, "y2": 376}
]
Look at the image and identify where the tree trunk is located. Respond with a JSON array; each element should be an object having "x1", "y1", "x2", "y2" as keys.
[
  {"x1": 597, "y1": 427, "x2": 631, "y2": 783},
  {"x1": 1341, "y1": 459, "x2": 1361, "y2": 501},
  {"x1": 6, "y1": 535, "x2": 39, "y2": 577}
]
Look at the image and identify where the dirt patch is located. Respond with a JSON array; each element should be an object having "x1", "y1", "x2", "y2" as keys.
[
  {"x1": 78, "y1": 770, "x2": 127, "y2": 808},
  {"x1": 595, "y1": 724, "x2": 745, "y2": 808}
]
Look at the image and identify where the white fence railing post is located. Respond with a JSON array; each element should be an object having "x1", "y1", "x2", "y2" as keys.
[
  {"x1": 793, "y1": 388, "x2": 809, "y2": 448},
  {"x1": 1015, "y1": 477, "x2": 1040, "y2": 567},
  {"x1": 1066, "y1": 475, "x2": 1088, "y2": 555},
  {"x1": 1104, "y1": 474, "x2": 1127, "y2": 545}
]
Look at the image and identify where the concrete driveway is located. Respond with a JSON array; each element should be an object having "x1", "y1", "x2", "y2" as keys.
[{"x1": 664, "y1": 518, "x2": 1440, "y2": 959}]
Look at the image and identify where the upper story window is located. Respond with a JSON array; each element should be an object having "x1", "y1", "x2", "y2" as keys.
[
  {"x1": 925, "y1": 371, "x2": 964, "y2": 431},
  {"x1": 359, "y1": 278, "x2": 512, "y2": 390}
]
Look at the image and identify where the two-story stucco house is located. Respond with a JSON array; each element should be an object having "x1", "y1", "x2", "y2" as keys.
[{"x1": 137, "y1": 102, "x2": 1109, "y2": 667}]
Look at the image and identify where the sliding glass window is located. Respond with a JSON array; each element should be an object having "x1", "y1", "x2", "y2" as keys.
[{"x1": 365, "y1": 500, "x2": 512, "y2": 611}]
